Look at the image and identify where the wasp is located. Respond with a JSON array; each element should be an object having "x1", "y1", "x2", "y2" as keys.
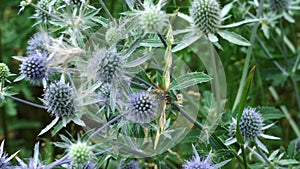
[{"x1": 149, "y1": 88, "x2": 182, "y2": 105}]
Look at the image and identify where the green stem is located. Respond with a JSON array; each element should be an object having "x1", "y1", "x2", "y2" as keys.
[
  {"x1": 241, "y1": 145, "x2": 248, "y2": 169},
  {"x1": 232, "y1": 0, "x2": 264, "y2": 111},
  {"x1": 269, "y1": 86, "x2": 300, "y2": 137}
]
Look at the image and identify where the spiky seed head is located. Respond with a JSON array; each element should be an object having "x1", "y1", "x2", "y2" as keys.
[
  {"x1": 0, "y1": 63, "x2": 10, "y2": 81},
  {"x1": 127, "y1": 92, "x2": 158, "y2": 123},
  {"x1": 138, "y1": 7, "x2": 168, "y2": 33},
  {"x1": 239, "y1": 107, "x2": 263, "y2": 141},
  {"x1": 20, "y1": 53, "x2": 47, "y2": 85},
  {"x1": 269, "y1": 0, "x2": 290, "y2": 12},
  {"x1": 27, "y1": 32, "x2": 51, "y2": 56},
  {"x1": 97, "y1": 50, "x2": 124, "y2": 83},
  {"x1": 190, "y1": 0, "x2": 221, "y2": 34},
  {"x1": 44, "y1": 81, "x2": 75, "y2": 118},
  {"x1": 69, "y1": 142, "x2": 92, "y2": 166},
  {"x1": 105, "y1": 27, "x2": 121, "y2": 45}
]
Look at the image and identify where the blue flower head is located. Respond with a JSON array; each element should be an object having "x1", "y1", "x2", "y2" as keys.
[
  {"x1": 97, "y1": 50, "x2": 124, "y2": 83},
  {"x1": 14, "y1": 52, "x2": 48, "y2": 86},
  {"x1": 126, "y1": 92, "x2": 159, "y2": 123},
  {"x1": 44, "y1": 81, "x2": 75, "y2": 118},
  {"x1": 239, "y1": 107, "x2": 264, "y2": 141},
  {"x1": 27, "y1": 32, "x2": 52, "y2": 56}
]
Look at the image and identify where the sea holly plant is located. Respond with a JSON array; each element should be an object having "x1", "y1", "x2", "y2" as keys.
[{"x1": 1, "y1": 0, "x2": 300, "y2": 168}]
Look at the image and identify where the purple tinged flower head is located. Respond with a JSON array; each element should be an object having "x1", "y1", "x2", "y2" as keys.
[
  {"x1": 0, "y1": 63, "x2": 10, "y2": 81},
  {"x1": 126, "y1": 92, "x2": 159, "y2": 123},
  {"x1": 239, "y1": 107, "x2": 264, "y2": 141},
  {"x1": 44, "y1": 81, "x2": 75, "y2": 118},
  {"x1": 19, "y1": 52, "x2": 47, "y2": 86},
  {"x1": 27, "y1": 32, "x2": 52, "y2": 56},
  {"x1": 182, "y1": 145, "x2": 216, "y2": 169},
  {"x1": 97, "y1": 50, "x2": 124, "y2": 83}
]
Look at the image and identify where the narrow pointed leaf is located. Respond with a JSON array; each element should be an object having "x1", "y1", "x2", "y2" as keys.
[
  {"x1": 218, "y1": 30, "x2": 251, "y2": 46},
  {"x1": 236, "y1": 65, "x2": 256, "y2": 144},
  {"x1": 170, "y1": 72, "x2": 211, "y2": 90}
]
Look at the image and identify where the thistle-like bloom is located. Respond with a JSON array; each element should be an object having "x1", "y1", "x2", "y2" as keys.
[
  {"x1": 44, "y1": 81, "x2": 75, "y2": 118},
  {"x1": 269, "y1": 0, "x2": 290, "y2": 12},
  {"x1": 97, "y1": 50, "x2": 124, "y2": 83},
  {"x1": 27, "y1": 32, "x2": 52, "y2": 56},
  {"x1": 105, "y1": 27, "x2": 122, "y2": 45},
  {"x1": 32, "y1": 0, "x2": 55, "y2": 24},
  {"x1": 38, "y1": 78, "x2": 85, "y2": 136},
  {"x1": 190, "y1": 0, "x2": 221, "y2": 35},
  {"x1": 239, "y1": 108, "x2": 264, "y2": 140},
  {"x1": 182, "y1": 145, "x2": 229, "y2": 169},
  {"x1": 225, "y1": 107, "x2": 280, "y2": 153},
  {"x1": 0, "y1": 63, "x2": 10, "y2": 82},
  {"x1": 126, "y1": 92, "x2": 159, "y2": 123},
  {"x1": 138, "y1": 5, "x2": 168, "y2": 33},
  {"x1": 14, "y1": 52, "x2": 48, "y2": 86},
  {"x1": 0, "y1": 140, "x2": 19, "y2": 169},
  {"x1": 69, "y1": 142, "x2": 93, "y2": 166},
  {"x1": 53, "y1": 135, "x2": 96, "y2": 168}
]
